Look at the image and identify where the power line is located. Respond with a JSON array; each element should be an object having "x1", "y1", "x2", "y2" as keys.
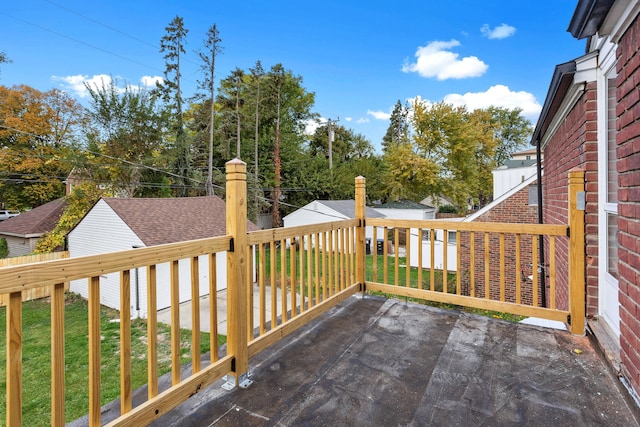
[
  {"x1": 5, "y1": 14, "x2": 166, "y2": 75},
  {"x1": 44, "y1": 0, "x2": 158, "y2": 50},
  {"x1": 41, "y1": 1, "x2": 204, "y2": 69}
]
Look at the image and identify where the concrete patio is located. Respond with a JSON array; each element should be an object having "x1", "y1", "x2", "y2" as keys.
[{"x1": 151, "y1": 295, "x2": 639, "y2": 426}]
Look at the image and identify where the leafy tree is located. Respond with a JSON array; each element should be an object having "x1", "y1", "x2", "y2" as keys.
[
  {"x1": 309, "y1": 123, "x2": 374, "y2": 162},
  {"x1": 84, "y1": 78, "x2": 169, "y2": 197},
  {"x1": 261, "y1": 64, "x2": 316, "y2": 226},
  {"x1": 0, "y1": 85, "x2": 85, "y2": 209},
  {"x1": 384, "y1": 102, "x2": 532, "y2": 212},
  {"x1": 158, "y1": 16, "x2": 190, "y2": 195},
  {"x1": 302, "y1": 124, "x2": 384, "y2": 205},
  {"x1": 485, "y1": 106, "x2": 532, "y2": 166},
  {"x1": 196, "y1": 23, "x2": 223, "y2": 196},
  {"x1": 385, "y1": 101, "x2": 495, "y2": 213}
]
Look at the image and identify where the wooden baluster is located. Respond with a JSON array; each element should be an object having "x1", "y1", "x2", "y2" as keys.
[
  {"x1": 120, "y1": 270, "x2": 132, "y2": 414},
  {"x1": 88, "y1": 276, "x2": 101, "y2": 427},
  {"x1": 51, "y1": 282, "x2": 65, "y2": 426},
  {"x1": 190, "y1": 257, "x2": 201, "y2": 373},
  {"x1": 147, "y1": 265, "x2": 159, "y2": 398}
]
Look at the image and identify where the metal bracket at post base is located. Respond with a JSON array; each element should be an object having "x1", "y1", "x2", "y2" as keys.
[{"x1": 222, "y1": 372, "x2": 253, "y2": 390}]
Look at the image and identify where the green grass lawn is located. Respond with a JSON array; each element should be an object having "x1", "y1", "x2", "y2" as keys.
[
  {"x1": 258, "y1": 248, "x2": 523, "y2": 322},
  {"x1": 0, "y1": 293, "x2": 225, "y2": 426},
  {"x1": 258, "y1": 247, "x2": 455, "y2": 290}
]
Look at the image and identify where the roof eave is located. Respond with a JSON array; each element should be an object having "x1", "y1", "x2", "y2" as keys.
[
  {"x1": 568, "y1": 0, "x2": 615, "y2": 39},
  {"x1": 530, "y1": 61, "x2": 577, "y2": 146}
]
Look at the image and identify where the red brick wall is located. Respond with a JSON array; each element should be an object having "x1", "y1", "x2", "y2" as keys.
[
  {"x1": 616, "y1": 13, "x2": 640, "y2": 398},
  {"x1": 542, "y1": 81, "x2": 599, "y2": 314},
  {"x1": 459, "y1": 183, "x2": 539, "y2": 304}
]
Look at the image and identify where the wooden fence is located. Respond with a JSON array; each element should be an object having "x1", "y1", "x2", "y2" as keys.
[{"x1": 0, "y1": 251, "x2": 69, "y2": 307}]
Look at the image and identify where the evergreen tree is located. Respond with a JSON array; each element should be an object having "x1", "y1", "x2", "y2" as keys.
[
  {"x1": 382, "y1": 100, "x2": 409, "y2": 151},
  {"x1": 158, "y1": 16, "x2": 190, "y2": 195}
]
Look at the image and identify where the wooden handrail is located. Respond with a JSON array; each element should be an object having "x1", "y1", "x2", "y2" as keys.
[{"x1": 366, "y1": 218, "x2": 568, "y2": 236}]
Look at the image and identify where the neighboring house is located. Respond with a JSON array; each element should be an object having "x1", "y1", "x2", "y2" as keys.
[
  {"x1": 373, "y1": 199, "x2": 436, "y2": 221},
  {"x1": 420, "y1": 195, "x2": 454, "y2": 210},
  {"x1": 372, "y1": 199, "x2": 457, "y2": 271},
  {"x1": 283, "y1": 200, "x2": 385, "y2": 245},
  {"x1": 0, "y1": 198, "x2": 66, "y2": 257},
  {"x1": 510, "y1": 148, "x2": 538, "y2": 161},
  {"x1": 68, "y1": 196, "x2": 257, "y2": 318},
  {"x1": 492, "y1": 158, "x2": 538, "y2": 200},
  {"x1": 531, "y1": 0, "x2": 640, "y2": 398},
  {"x1": 460, "y1": 175, "x2": 540, "y2": 304}
]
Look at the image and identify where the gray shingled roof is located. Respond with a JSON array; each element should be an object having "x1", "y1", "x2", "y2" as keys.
[
  {"x1": 102, "y1": 196, "x2": 258, "y2": 246},
  {"x1": 0, "y1": 198, "x2": 66, "y2": 237},
  {"x1": 497, "y1": 159, "x2": 537, "y2": 169},
  {"x1": 375, "y1": 200, "x2": 434, "y2": 210},
  {"x1": 319, "y1": 200, "x2": 385, "y2": 219}
]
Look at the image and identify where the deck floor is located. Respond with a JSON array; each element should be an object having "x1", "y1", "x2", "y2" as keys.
[{"x1": 150, "y1": 296, "x2": 638, "y2": 426}]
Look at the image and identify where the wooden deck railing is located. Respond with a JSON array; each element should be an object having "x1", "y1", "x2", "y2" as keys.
[
  {"x1": 0, "y1": 162, "x2": 585, "y2": 426},
  {"x1": 362, "y1": 169, "x2": 585, "y2": 335}
]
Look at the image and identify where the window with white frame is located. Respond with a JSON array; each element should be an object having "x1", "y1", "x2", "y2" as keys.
[{"x1": 605, "y1": 77, "x2": 618, "y2": 278}]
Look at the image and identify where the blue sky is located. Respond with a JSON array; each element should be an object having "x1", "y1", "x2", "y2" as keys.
[{"x1": 1, "y1": 1, "x2": 586, "y2": 151}]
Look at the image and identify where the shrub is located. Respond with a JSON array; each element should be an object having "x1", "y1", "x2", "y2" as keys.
[
  {"x1": 437, "y1": 204, "x2": 457, "y2": 214},
  {"x1": 0, "y1": 238, "x2": 8, "y2": 258}
]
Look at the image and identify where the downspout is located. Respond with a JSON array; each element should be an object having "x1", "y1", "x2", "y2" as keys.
[
  {"x1": 132, "y1": 245, "x2": 142, "y2": 317},
  {"x1": 536, "y1": 142, "x2": 547, "y2": 308}
]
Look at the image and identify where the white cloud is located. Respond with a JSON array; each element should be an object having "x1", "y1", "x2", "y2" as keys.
[
  {"x1": 304, "y1": 118, "x2": 324, "y2": 135},
  {"x1": 406, "y1": 95, "x2": 432, "y2": 109},
  {"x1": 51, "y1": 74, "x2": 114, "y2": 98},
  {"x1": 367, "y1": 109, "x2": 391, "y2": 120},
  {"x1": 51, "y1": 74, "x2": 161, "y2": 98},
  {"x1": 356, "y1": 117, "x2": 370, "y2": 124},
  {"x1": 402, "y1": 39, "x2": 488, "y2": 80},
  {"x1": 345, "y1": 117, "x2": 353, "y2": 122},
  {"x1": 141, "y1": 75, "x2": 163, "y2": 87},
  {"x1": 481, "y1": 23, "x2": 516, "y2": 40},
  {"x1": 443, "y1": 84, "x2": 541, "y2": 120}
]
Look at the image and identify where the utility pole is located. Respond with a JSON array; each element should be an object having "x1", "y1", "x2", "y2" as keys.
[
  {"x1": 320, "y1": 117, "x2": 339, "y2": 172},
  {"x1": 327, "y1": 119, "x2": 334, "y2": 171}
]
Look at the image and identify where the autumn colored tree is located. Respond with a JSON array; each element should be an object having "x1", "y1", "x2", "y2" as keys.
[
  {"x1": 385, "y1": 101, "x2": 496, "y2": 213},
  {"x1": 0, "y1": 85, "x2": 85, "y2": 209}
]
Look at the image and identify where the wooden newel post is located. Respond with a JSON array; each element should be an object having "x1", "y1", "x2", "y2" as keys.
[
  {"x1": 225, "y1": 159, "x2": 250, "y2": 387},
  {"x1": 568, "y1": 168, "x2": 586, "y2": 335},
  {"x1": 355, "y1": 176, "x2": 366, "y2": 293}
]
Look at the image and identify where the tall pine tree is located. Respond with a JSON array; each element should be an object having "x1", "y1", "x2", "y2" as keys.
[{"x1": 158, "y1": 16, "x2": 190, "y2": 195}]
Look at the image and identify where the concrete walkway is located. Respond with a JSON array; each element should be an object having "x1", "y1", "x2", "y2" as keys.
[
  {"x1": 156, "y1": 285, "x2": 306, "y2": 336},
  {"x1": 153, "y1": 296, "x2": 639, "y2": 426}
]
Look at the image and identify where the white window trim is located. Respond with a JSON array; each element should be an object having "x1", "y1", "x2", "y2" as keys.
[{"x1": 597, "y1": 41, "x2": 620, "y2": 337}]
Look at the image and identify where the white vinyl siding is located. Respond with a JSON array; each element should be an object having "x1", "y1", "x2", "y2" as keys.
[{"x1": 68, "y1": 199, "x2": 227, "y2": 318}]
